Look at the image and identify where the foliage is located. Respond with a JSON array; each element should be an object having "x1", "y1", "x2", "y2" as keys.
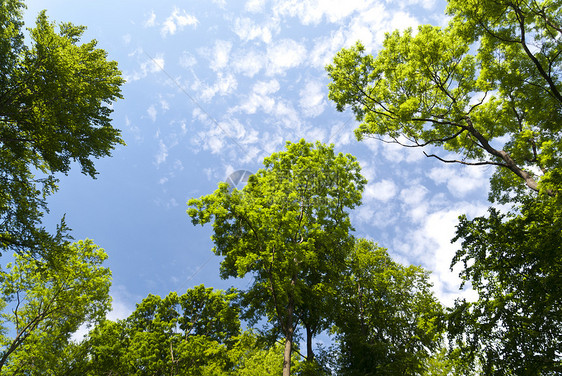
[
  {"x1": 0, "y1": 1, "x2": 124, "y2": 258},
  {"x1": 449, "y1": 195, "x2": 562, "y2": 375},
  {"x1": 188, "y1": 139, "x2": 366, "y2": 375},
  {"x1": 0, "y1": 239, "x2": 112, "y2": 374},
  {"x1": 332, "y1": 239, "x2": 443, "y2": 375},
  {"x1": 80, "y1": 285, "x2": 255, "y2": 375},
  {"x1": 326, "y1": 0, "x2": 562, "y2": 202}
]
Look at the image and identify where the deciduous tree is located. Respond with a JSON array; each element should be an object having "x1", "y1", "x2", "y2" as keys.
[
  {"x1": 82, "y1": 285, "x2": 249, "y2": 376},
  {"x1": 326, "y1": 0, "x2": 562, "y2": 202},
  {"x1": 0, "y1": 239, "x2": 112, "y2": 373},
  {"x1": 333, "y1": 239, "x2": 443, "y2": 375},
  {"x1": 449, "y1": 196, "x2": 562, "y2": 375},
  {"x1": 0, "y1": 1, "x2": 124, "y2": 258},
  {"x1": 188, "y1": 140, "x2": 366, "y2": 376}
]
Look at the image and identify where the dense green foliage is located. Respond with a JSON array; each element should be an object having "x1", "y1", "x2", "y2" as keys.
[
  {"x1": 449, "y1": 196, "x2": 562, "y2": 374},
  {"x1": 188, "y1": 140, "x2": 366, "y2": 375},
  {"x1": 327, "y1": 0, "x2": 562, "y2": 203},
  {"x1": 2, "y1": 0, "x2": 560, "y2": 373},
  {"x1": 333, "y1": 239, "x2": 443, "y2": 375},
  {"x1": 327, "y1": 0, "x2": 562, "y2": 374},
  {"x1": 0, "y1": 1, "x2": 123, "y2": 373},
  {"x1": 0, "y1": 0, "x2": 124, "y2": 258},
  {"x1": 0, "y1": 240, "x2": 111, "y2": 373},
  {"x1": 66, "y1": 285, "x2": 299, "y2": 376}
]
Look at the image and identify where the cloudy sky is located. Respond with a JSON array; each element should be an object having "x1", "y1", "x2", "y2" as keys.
[{"x1": 24, "y1": 0, "x2": 491, "y2": 321}]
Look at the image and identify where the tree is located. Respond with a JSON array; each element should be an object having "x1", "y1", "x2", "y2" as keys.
[
  {"x1": 0, "y1": 239, "x2": 112, "y2": 374},
  {"x1": 326, "y1": 0, "x2": 562, "y2": 202},
  {"x1": 81, "y1": 285, "x2": 251, "y2": 376},
  {"x1": 332, "y1": 239, "x2": 443, "y2": 376},
  {"x1": 188, "y1": 140, "x2": 366, "y2": 376},
  {"x1": 0, "y1": 1, "x2": 124, "y2": 258},
  {"x1": 448, "y1": 195, "x2": 562, "y2": 375}
]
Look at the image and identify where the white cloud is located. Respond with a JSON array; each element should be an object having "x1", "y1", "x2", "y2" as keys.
[
  {"x1": 161, "y1": 8, "x2": 198, "y2": 37},
  {"x1": 358, "y1": 160, "x2": 376, "y2": 182},
  {"x1": 355, "y1": 205, "x2": 375, "y2": 224},
  {"x1": 155, "y1": 139, "x2": 168, "y2": 166},
  {"x1": 233, "y1": 49, "x2": 265, "y2": 77},
  {"x1": 299, "y1": 79, "x2": 327, "y2": 117},
  {"x1": 402, "y1": 204, "x2": 485, "y2": 306},
  {"x1": 147, "y1": 105, "x2": 157, "y2": 122},
  {"x1": 210, "y1": 40, "x2": 233, "y2": 72},
  {"x1": 390, "y1": 10, "x2": 420, "y2": 32},
  {"x1": 400, "y1": 184, "x2": 430, "y2": 222},
  {"x1": 124, "y1": 51, "x2": 165, "y2": 82},
  {"x1": 266, "y1": 38, "x2": 307, "y2": 75},
  {"x1": 364, "y1": 179, "x2": 398, "y2": 202},
  {"x1": 272, "y1": 100, "x2": 301, "y2": 128},
  {"x1": 232, "y1": 79, "x2": 280, "y2": 114},
  {"x1": 429, "y1": 165, "x2": 489, "y2": 198},
  {"x1": 328, "y1": 121, "x2": 354, "y2": 147},
  {"x1": 199, "y1": 72, "x2": 238, "y2": 102},
  {"x1": 144, "y1": 10, "x2": 157, "y2": 27},
  {"x1": 310, "y1": 29, "x2": 346, "y2": 68},
  {"x1": 124, "y1": 115, "x2": 142, "y2": 142},
  {"x1": 273, "y1": 0, "x2": 371, "y2": 25},
  {"x1": 234, "y1": 17, "x2": 277, "y2": 43},
  {"x1": 380, "y1": 138, "x2": 425, "y2": 164},
  {"x1": 245, "y1": 0, "x2": 266, "y2": 12},
  {"x1": 403, "y1": 0, "x2": 436, "y2": 10},
  {"x1": 344, "y1": 3, "x2": 389, "y2": 49},
  {"x1": 400, "y1": 185, "x2": 428, "y2": 205},
  {"x1": 179, "y1": 51, "x2": 197, "y2": 68},
  {"x1": 107, "y1": 289, "x2": 134, "y2": 321}
]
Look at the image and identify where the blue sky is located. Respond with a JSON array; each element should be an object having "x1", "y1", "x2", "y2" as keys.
[{"x1": 24, "y1": 0, "x2": 491, "y2": 321}]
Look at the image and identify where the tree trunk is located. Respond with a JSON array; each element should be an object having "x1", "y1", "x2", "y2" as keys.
[
  {"x1": 283, "y1": 275, "x2": 296, "y2": 376},
  {"x1": 283, "y1": 328, "x2": 294, "y2": 376},
  {"x1": 306, "y1": 323, "x2": 314, "y2": 362}
]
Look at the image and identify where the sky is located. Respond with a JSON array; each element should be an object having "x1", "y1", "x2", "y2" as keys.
[{"x1": 23, "y1": 0, "x2": 492, "y2": 322}]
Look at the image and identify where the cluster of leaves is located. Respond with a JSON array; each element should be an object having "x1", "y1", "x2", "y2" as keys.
[
  {"x1": 333, "y1": 239, "x2": 443, "y2": 376},
  {"x1": 56, "y1": 285, "x2": 300, "y2": 376},
  {"x1": 327, "y1": 0, "x2": 562, "y2": 374},
  {"x1": 0, "y1": 240, "x2": 112, "y2": 374},
  {"x1": 327, "y1": 0, "x2": 562, "y2": 203},
  {"x1": 0, "y1": 0, "x2": 123, "y2": 372},
  {"x1": 4, "y1": 0, "x2": 562, "y2": 373},
  {"x1": 0, "y1": 0, "x2": 124, "y2": 258},
  {"x1": 449, "y1": 196, "x2": 562, "y2": 374},
  {"x1": 189, "y1": 140, "x2": 445, "y2": 375},
  {"x1": 189, "y1": 140, "x2": 367, "y2": 375}
]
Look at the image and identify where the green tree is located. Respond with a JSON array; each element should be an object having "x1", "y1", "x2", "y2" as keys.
[
  {"x1": 333, "y1": 239, "x2": 443, "y2": 376},
  {"x1": 0, "y1": 1, "x2": 124, "y2": 257},
  {"x1": 82, "y1": 285, "x2": 249, "y2": 376},
  {"x1": 0, "y1": 239, "x2": 112, "y2": 374},
  {"x1": 188, "y1": 140, "x2": 366, "y2": 376},
  {"x1": 326, "y1": 0, "x2": 562, "y2": 202},
  {"x1": 449, "y1": 196, "x2": 562, "y2": 375}
]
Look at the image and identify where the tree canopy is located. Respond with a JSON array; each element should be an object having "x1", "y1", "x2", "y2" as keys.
[
  {"x1": 326, "y1": 0, "x2": 562, "y2": 203},
  {"x1": 327, "y1": 0, "x2": 562, "y2": 374},
  {"x1": 188, "y1": 139, "x2": 366, "y2": 376},
  {"x1": 67, "y1": 285, "x2": 298, "y2": 376},
  {"x1": 0, "y1": 239, "x2": 111, "y2": 374},
  {"x1": 333, "y1": 239, "x2": 443, "y2": 376},
  {"x1": 449, "y1": 195, "x2": 562, "y2": 374},
  {"x1": 0, "y1": 0, "x2": 124, "y2": 258}
]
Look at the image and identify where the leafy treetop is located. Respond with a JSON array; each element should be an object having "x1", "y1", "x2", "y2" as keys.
[{"x1": 326, "y1": 0, "x2": 562, "y2": 203}]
